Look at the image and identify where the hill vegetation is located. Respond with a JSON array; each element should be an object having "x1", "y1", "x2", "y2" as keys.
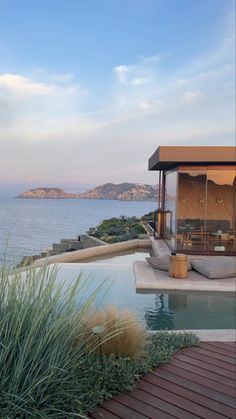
[{"x1": 87, "y1": 215, "x2": 148, "y2": 243}]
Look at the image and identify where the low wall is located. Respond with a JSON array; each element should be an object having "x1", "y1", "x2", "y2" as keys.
[
  {"x1": 79, "y1": 233, "x2": 106, "y2": 248},
  {"x1": 52, "y1": 234, "x2": 105, "y2": 253},
  {"x1": 29, "y1": 238, "x2": 151, "y2": 268}
]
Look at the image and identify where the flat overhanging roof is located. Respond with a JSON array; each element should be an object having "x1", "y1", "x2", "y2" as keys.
[{"x1": 148, "y1": 146, "x2": 236, "y2": 171}]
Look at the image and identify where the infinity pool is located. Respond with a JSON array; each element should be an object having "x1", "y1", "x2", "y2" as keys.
[{"x1": 54, "y1": 253, "x2": 235, "y2": 330}]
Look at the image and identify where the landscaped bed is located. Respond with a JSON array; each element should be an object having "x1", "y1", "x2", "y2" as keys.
[
  {"x1": 87, "y1": 215, "x2": 148, "y2": 243},
  {"x1": 0, "y1": 263, "x2": 198, "y2": 418}
]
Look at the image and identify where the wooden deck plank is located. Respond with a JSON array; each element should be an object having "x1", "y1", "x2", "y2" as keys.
[
  {"x1": 220, "y1": 342, "x2": 236, "y2": 347},
  {"x1": 126, "y1": 388, "x2": 200, "y2": 419},
  {"x1": 152, "y1": 367, "x2": 236, "y2": 409},
  {"x1": 157, "y1": 362, "x2": 236, "y2": 398},
  {"x1": 143, "y1": 373, "x2": 234, "y2": 418},
  {"x1": 89, "y1": 407, "x2": 120, "y2": 418},
  {"x1": 173, "y1": 352, "x2": 235, "y2": 379},
  {"x1": 90, "y1": 343, "x2": 236, "y2": 419},
  {"x1": 179, "y1": 348, "x2": 236, "y2": 372},
  {"x1": 97, "y1": 400, "x2": 148, "y2": 419},
  {"x1": 168, "y1": 357, "x2": 236, "y2": 388},
  {"x1": 199, "y1": 342, "x2": 236, "y2": 359},
  {"x1": 192, "y1": 346, "x2": 236, "y2": 365},
  {"x1": 113, "y1": 393, "x2": 174, "y2": 419},
  {"x1": 209, "y1": 342, "x2": 236, "y2": 352},
  {"x1": 138, "y1": 380, "x2": 226, "y2": 419}
]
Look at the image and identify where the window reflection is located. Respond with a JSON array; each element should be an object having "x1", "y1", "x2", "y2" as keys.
[
  {"x1": 206, "y1": 169, "x2": 236, "y2": 252},
  {"x1": 177, "y1": 171, "x2": 207, "y2": 250},
  {"x1": 207, "y1": 171, "x2": 235, "y2": 186},
  {"x1": 175, "y1": 168, "x2": 235, "y2": 252}
]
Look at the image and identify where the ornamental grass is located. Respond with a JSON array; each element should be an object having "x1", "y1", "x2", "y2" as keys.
[
  {"x1": 0, "y1": 262, "x2": 199, "y2": 417},
  {"x1": 80, "y1": 305, "x2": 148, "y2": 358},
  {"x1": 0, "y1": 263, "x2": 105, "y2": 418}
]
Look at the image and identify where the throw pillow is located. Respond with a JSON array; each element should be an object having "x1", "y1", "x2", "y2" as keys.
[
  {"x1": 191, "y1": 257, "x2": 236, "y2": 279},
  {"x1": 146, "y1": 254, "x2": 192, "y2": 271}
]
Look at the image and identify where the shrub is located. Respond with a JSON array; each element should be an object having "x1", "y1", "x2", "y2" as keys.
[
  {"x1": 132, "y1": 222, "x2": 147, "y2": 235},
  {"x1": 80, "y1": 306, "x2": 148, "y2": 358},
  {"x1": 87, "y1": 216, "x2": 146, "y2": 243},
  {"x1": 80, "y1": 330, "x2": 199, "y2": 414}
]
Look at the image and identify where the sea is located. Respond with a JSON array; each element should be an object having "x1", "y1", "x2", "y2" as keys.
[{"x1": 0, "y1": 197, "x2": 155, "y2": 266}]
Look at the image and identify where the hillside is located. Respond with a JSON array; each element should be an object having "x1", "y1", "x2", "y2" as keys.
[{"x1": 77, "y1": 183, "x2": 158, "y2": 201}]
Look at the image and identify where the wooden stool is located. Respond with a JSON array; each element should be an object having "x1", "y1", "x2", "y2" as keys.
[{"x1": 169, "y1": 254, "x2": 188, "y2": 279}]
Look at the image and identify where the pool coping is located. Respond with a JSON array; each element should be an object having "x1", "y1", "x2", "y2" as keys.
[
  {"x1": 134, "y1": 260, "x2": 236, "y2": 293},
  {"x1": 13, "y1": 238, "x2": 151, "y2": 273}
]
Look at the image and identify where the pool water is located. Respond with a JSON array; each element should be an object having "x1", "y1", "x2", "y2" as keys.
[
  {"x1": 74, "y1": 249, "x2": 150, "y2": 264},
  {"x1": 54, "y1": 255, "x2": 235, "y2": 330}
]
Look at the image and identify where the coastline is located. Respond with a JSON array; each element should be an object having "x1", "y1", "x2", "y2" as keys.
[
  {"x1": 0, "y1": 198, "x2": 155, "y2": 267},
  {"x1": 16, "y1": 214, "x2": 151, "y2": 268}
]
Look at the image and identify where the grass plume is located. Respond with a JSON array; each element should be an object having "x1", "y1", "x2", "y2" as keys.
[{"x1": 81, "y1": 305, "x2": 148, "y2": 358}]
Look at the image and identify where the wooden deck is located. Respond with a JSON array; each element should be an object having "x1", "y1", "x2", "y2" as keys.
[{"x1": 89, "y1": 342, "x2": 236, "y2": 419}]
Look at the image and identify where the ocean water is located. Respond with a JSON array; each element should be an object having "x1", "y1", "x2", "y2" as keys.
[{"x1": 0, "y1": 198, "x2": 155, "y2": 266}]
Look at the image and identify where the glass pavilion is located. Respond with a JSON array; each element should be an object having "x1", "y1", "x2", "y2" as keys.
[{"x1": 149, "y1": 146, "x2": 236, "y2": 255}]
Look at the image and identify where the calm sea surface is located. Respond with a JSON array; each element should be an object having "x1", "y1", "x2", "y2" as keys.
[{"x1": 0, "y1": 198, "x2": 155, "y2": 266}]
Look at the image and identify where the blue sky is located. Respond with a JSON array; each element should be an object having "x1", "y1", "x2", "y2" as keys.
[{"x1": 0, "y1": 0, "x2": 235, "y2": 188}]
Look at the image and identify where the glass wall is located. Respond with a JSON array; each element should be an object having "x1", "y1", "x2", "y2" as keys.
[
  {"x1": 206, "y1": 169, "x2": 236, "y2": 251},
  {"x1": 176, "y1": 167, "x2": 236, "y2": 253},
  {"x1": 163, "y1": 170, "x2": 177, "y2": 249},
  {"x1": 177, "y1": 170, "x2": 207, "y2": 250}
]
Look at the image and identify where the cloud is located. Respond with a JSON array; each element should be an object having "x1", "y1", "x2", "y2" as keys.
[
  {"x1": 0, "y1": 74, "x2": 55, "y2": 96},
  {"x1": 139, "y1": 101, "x2": 153, "y2": 110},
  {"x1": 131, "y1": 77, "x2": 149, "y2": 85},
  {"x1": 113, "y1": 65, "x2": 135, "y2": 84},
  {"x1": 113, "y1": 54, "x2": 162, "y2": 86},
  {"x1": 183, "y1": 90, "x2": 204, "y2": 103},
  {"x1": 0, "y1": 73, "x2": 80, "y2": 98}
]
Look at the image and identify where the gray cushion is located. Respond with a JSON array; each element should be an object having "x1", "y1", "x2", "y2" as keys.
[
  {"x1": 191, "y1": 257, "x2": 236, "y2": 279},
  {"x1": 146, "y1": 255, "x2": 192, "y2": 271}
]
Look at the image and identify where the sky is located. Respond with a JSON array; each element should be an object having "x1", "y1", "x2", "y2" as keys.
[{"x1": 0, "y1": 0, "x2": 235, "y2": 191}]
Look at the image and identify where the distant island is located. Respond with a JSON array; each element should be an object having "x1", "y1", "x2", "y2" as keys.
[
  {"x1": 77, "y1": 183, "x2": 158, "y2": 201},
  {"x1": 16, "y1": 183, "x2": 159, "y2": 201},
  {"x1": 16, "y1": 188, "x2": 78, "y2": 199}
]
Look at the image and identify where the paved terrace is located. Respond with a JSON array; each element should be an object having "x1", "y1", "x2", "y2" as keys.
[
  {"x1": 89, "y1": 341, "x2": 236, "y2": 419},
  {"x1": 134, "y1": 238, "x2": 236, "y2": 293}
]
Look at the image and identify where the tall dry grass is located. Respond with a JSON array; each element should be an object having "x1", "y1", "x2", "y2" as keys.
[{"x1": 81, "y1": 305, "x2": 148, "y2": 358}]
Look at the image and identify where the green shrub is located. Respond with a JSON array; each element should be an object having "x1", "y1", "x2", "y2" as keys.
[
  {"x1": 81, "y1": 330, "x2": 199, "y2": 414},
  {"x1": 132, "y1": 223, "x2": 147, "y2": 234},
  {"x1": 87, "y1": 216, "x2": 146, "y2": 243}
]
